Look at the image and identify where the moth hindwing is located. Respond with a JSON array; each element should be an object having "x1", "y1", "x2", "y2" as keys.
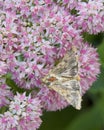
[{"x1": 42, "y1": 47, "x2": 82, "y2": 110}]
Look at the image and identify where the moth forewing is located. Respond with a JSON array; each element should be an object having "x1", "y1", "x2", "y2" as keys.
[
  {"x1": 48, "y1": 79, "x2": 82, "y2": 110},
  {"x1": 65, "y1": 81, "x2": 82, "y2": 110}
]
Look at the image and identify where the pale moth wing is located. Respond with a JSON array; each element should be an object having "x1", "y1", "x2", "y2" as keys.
[
  {"x1": 42, "y1": 47, "x2": 82, "y2": 110},
  {"x1": 48, "y1": 79, "x2": 81, "y2": 110}
]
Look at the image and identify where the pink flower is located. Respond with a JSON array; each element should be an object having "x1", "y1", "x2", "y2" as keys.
[
  {"x1": 0, "y1": 93, "x2": 42, "y2": 130},
  {"x1": 0, "y1": 62, "x2": 7, "y2": 75},
  {"x1": 0, "y1": 78, "x2": 13, "y2": 107}
]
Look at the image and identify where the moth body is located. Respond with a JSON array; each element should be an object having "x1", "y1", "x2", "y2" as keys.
[{"x1": 42, "y1": 47, "x2": 82, "y2": 110}]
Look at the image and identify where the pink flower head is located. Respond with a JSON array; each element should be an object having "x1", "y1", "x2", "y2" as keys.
[
  {"x1": 0, "y1": 0, "x2": 82, "y2": 89},
  {"x1": 0, "y1": 93, "x2": 42, "y2": 130}
]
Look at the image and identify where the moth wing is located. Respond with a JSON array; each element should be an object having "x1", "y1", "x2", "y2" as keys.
[
  {"x1": 49, "y1": 79, "x2": 82, "y2": 110},
  {"x1": 50, "y1": 48, "x2": 78, "y2": 77}
]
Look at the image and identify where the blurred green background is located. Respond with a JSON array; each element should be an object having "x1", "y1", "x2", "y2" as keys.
[{"x1": 39, "y1": 33, "x2": 104, "y2": 130}]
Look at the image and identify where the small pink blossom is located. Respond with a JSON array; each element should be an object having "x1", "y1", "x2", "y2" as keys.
[{"x1": 0, "y1": 78, "x2": 13, "y2": 107}]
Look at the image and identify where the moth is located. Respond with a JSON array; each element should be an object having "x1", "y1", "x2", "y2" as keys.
[{"x1": 42, "y1": 47, "x2": 82, "y2": 110}]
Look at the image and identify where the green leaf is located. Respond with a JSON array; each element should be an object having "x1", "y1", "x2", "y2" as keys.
[
  {"x1": 16, "y1": 54, "x2": 24, "y2": 62},
  {"x1": 83, "y1": 33, "x2": 104, "y2": 46},
  {"x1": 98, "y1": 39, "x2": 104, "y2": 67},
  {"x1": 40, "y1": 107, "x2": 81, "y2": 130},
  {"x1": 65, "y1": 99, "x2": 104, "y2": 130},
  {"x1": 0, "y1": 106, "x2": 8, "y2": 114},
  {"x1": 89, "y1": 66, "x2": 104, "y2": 94},
  {"x1": 88, "y1": 38, "x2": 104, "y2": 94}
]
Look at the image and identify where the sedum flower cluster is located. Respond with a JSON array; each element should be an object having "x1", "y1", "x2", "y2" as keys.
[
  {"x1": 0, "y1": 93, "x2": 42, "y2": 130},
  {"x1": 0, "y1": 0, "x2": 103, "y2": 129}
]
